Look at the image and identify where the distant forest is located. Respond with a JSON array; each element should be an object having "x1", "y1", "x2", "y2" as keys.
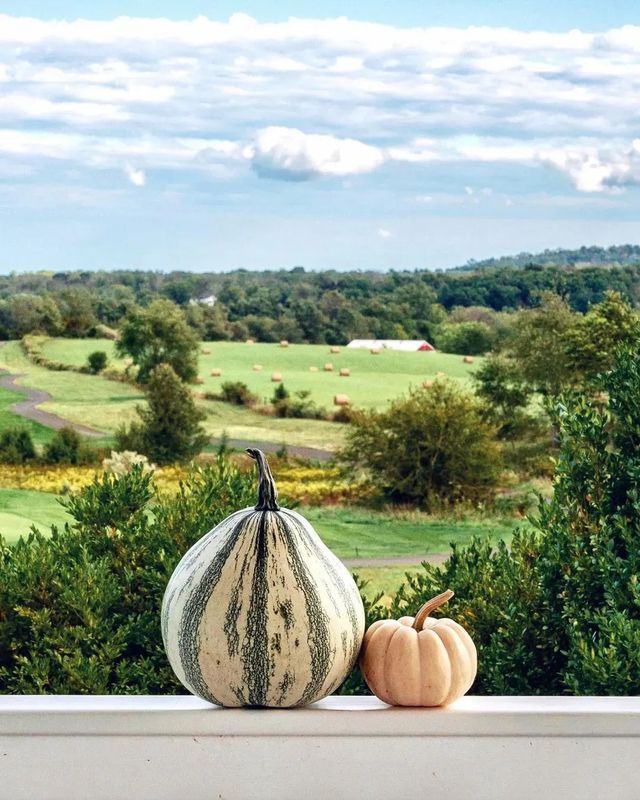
[{"x1": 1, "y1": 245, "x2": 639, "y2": 344}]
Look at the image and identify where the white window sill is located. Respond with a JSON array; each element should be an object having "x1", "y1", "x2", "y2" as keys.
[{"x1": 1, "y1": 695, "x2": 639, "y2": 799}]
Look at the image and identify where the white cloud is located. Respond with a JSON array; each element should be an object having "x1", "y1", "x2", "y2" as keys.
[
  {"x1": 0, "y1": 14, "x2": 639, "y2": 193},
  {"x1": 539, "y1": 141, "x2": 640, "y2": 192},
  {"x1": 124, "y1": 163, "x2": 145, "y2": 187},
  {"x1": 378, "y1": 227, "x2": 392, "y2": 238},
  {"x1": 248, "y1": 127, "x2": 384, "y2": 180}
]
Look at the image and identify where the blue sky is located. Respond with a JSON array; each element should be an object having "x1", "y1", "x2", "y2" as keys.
[{"x1": 1, "y1": 3, "x2": 639, "y2": 272}]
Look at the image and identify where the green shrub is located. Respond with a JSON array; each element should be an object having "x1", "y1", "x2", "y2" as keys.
[
  {"x1": 115, "y1": 363, "x2": 208, "y2": 464},
  {"x1": 435, "y1": 321, "x2": 494, "y2": 355},
  {"x1": 358, "y1": 348, "x2": 640, "y2": 695},
  {"x1": 0, "y1": 428, "x2": 37, "y2": 464},
  {"x1": 0, "y1": 458, "x2": 258, "y2": 693},
  {"x1": 219, "y1": 381, "x2": 258, "y2": 406},
  {"x1": 340, "y1": 381, "x2": 502, "y2": 509},
  {"x1": 43, "y1": 427, "x2": 96, "y2": 465},
  {"x1": 87, "y1": 350, "x2": 108, "y2": 374},
  {"x1": 272, "y1": 385, "x2": 327, "y2": 420}
]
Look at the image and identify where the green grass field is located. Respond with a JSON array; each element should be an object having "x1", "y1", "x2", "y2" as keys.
[
  {"x1": 0, "y1": 385, "x2": 55, "y2": 446},
  {"x1": 0, "y1": 341, "x2": 346, "y2": 450},
  {"x1": 303, "y1": 506, "x2": 517, "y2": 559},
  {"x1": 40, "y1": 338, "x2": 480, "y2": 410},
  {"x1": 0, "y1": 488, "x2": 521, "y2": 607},
  {"x1": 0, "y1": 488, "x2": 71, "y2": 544}
]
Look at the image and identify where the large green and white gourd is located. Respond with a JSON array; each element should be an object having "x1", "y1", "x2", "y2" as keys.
[{"x1": 162, "y1": 448, "x2": 365, "y2": 707}]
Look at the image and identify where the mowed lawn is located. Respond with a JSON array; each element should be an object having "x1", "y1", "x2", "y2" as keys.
[
  {"x1": 0, "y1": 487, "x2": 519, "y2": 557},
  {"x1": 40, "y1": 339, "x2": 480, "y2": 410},
  {"x1": 0, "y1": 342, "x2": 346, "y2": 450},
  {"x1": 0, "y1": 488, "x2": 71, "y2": 544},
  {"x1": 0, "y1": 488, "x2": 519, "y2": 603},
  {"x1": 0, "y1": 385, "x2": 55, "y2": 446}
]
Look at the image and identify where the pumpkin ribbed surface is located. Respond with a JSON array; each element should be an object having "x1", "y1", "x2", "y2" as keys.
[
  {"x1": 161, "y1": 450, "x2": 364, "y2": 708},
  {"x1": 359, "y1": 590, "x2": 477, "y2": 707}
]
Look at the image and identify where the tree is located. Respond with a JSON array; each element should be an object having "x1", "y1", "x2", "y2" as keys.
[
  {"x1": 116, "y1": 299, "x2": 199, "y2": 384},
  {"x1": 56, "y1": 287, "x2": 97, "y2": 337},
  {"x1": 116, "y1": 364, "x2": 208, "y2": 464},
  {"x1": 435, "y1": 321, "x2": 494, "y2": 355},
  {"x1": 564, "y1": 291, "x2": 640, "y2": 381},
  {"x1": 87, "y1": 351, "x2": 108, "y2": 374},
  {"x1": 0, "y1": 428, "x2": 36, "y2": 464},
  {"x1": 508, "y1": 292, "x2": 577, "y2": 394},
  {"x1": 473, "y1": 356, "x2": 534, "y2": 437},
  {"x1": 44, "y1": 427, "x2": 94, "y2": 465},
  {"x1": 341, "y1": 381, "x2": 502, "y2": 508}
]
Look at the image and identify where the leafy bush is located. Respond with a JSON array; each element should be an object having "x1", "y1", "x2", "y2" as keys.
[
  {"x1": 0, "y1": 428, "x2": 36, "y2": 464},
  {"x1": 272, "y1": 384, "x2": 328, "y2": 420},
  {"x1": 435, "y1": 320, "x2": 494, "y2": 355},
  {"x1": 341, "y1": 381, "x2": 502, "y2": 509},
  {"x1": 0, "y1": 458, "x2": 258, "y2": 693},
  {"x1": 43, "y1": 427, "x2": 96, "y2": 465},
  {"x1": 115, "y1": 363, "x2": 208, "y2": 464},
  {"x1": 219, "y1": 381, "x2": 258, "y2": 406},
  {"x1": 361, "y1": 348, "x2": 640, "y2": 695},
  {"x1": 87, "y1": 350, "x2": 108, "y2": 374}
]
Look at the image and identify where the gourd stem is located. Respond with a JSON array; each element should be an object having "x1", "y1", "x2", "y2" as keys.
[
  {"x1": 412, "y1": 589, "x2": 454, "y2": 631},
  {"x1": 246, "y1": 448, "x2": 280, "y2": 511}
]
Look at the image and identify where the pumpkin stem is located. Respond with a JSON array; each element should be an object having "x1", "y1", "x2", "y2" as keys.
[
  {"x1": 412, "y1": 589, "x2": 454, "y2": 631},
  {"x1": 246, "y1": 448, "x2": 280, "y2": 511}
]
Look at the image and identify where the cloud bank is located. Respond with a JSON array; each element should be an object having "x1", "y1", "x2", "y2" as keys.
[{"x1": 0, "y1": 14, "x2": 639, "y2": 190}]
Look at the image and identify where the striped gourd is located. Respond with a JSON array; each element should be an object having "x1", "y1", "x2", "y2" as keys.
[{"x1": 161, "y1": 448, "x2": 365, "y2": 707}]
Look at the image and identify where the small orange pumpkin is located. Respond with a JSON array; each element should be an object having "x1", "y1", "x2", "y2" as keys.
[{"x1": 359, "y1": 590, "x2": 476, "y2": 707}]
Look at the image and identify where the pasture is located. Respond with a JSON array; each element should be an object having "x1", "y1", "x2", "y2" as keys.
[{"x1": 40, "y1": 338, "x2": 480, "y2": 410}]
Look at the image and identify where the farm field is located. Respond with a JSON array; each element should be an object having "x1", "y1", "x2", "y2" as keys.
[
  {"x1": 0, "y1": 385, "x2": 54, "y2": 446},
  {"x1": 0, "y1": 488, "x2": 71, "y2": 544},
  {"x1": 0, "y1": 488, "x2": 521, "y2": 607},
  {"x1": 40, "y1": 338, "x2": 481, "y2": 410},
  {"x1": 0, "y1": 342, "x2": 346, "y2": 450}
]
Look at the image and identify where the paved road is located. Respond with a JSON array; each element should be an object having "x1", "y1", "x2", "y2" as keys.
[{"x1": 0, "y1": 371, "x2": 104, "y2": 438}]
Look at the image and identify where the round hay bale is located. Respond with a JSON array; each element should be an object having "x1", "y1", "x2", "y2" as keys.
[
  {"x1": 436, "y1": 371, "x2": 446, "y2": 378},
  {"x1": 339, "y1": 368, "x2": 350, "y2": 377},
  {"x1": 271, "y1": 372, "x2": 282, "y2": 382},
  {"x1": 280, "y1": 340, "x2": 289, "y2": 348},
  {"x1": 211, "y1": 368, "x2": 222, "y2": 377},
  {"x1": 334, "y1": 394, "x2": 350, "y2": 406},
  {"x1": 370, "y1": 348, "x2": 380, "y2": 355},
  {"x1": 195, "y1": 376, "x2": 205, "y2": 385},
  {"x1": 330, "y1": 346, "x2": 341, "y2": 354},
  {"x1": 252, "y1": 364, "x2": 263, "y2": 371},
  {"x1": 246, "y1": 338, "x2": 255, "y2": 344},
  {"x1": 192, "y1": 390, "x2": 206, "y2": 400},
  {"x1": 201, "y1": 347, "x2": 211, "y2": 355},
  {"x1": 463, "y1": 356, "x2": 474, "y2": 364},
  {"x1": 309, "y1": 366, "x2": 319, "y2": 372},
  {"x1": 422, "y1": 379, "x2": 434, "y2": 389},
  {"x1": 324, "y1": 363, "x2": 334, "y2": 371}
]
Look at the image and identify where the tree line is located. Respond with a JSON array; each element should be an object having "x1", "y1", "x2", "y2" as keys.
[{"x1": 1, "y1": 249, "x2": 640, "y2": 345}]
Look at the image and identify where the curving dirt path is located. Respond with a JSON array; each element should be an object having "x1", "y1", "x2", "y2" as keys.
[
  {"x1": 0, "y1": 371, "x2": 105, "y2": 438},
  {"x1": 0, "y1": 369, "x2": 337, "y2": 457}
]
